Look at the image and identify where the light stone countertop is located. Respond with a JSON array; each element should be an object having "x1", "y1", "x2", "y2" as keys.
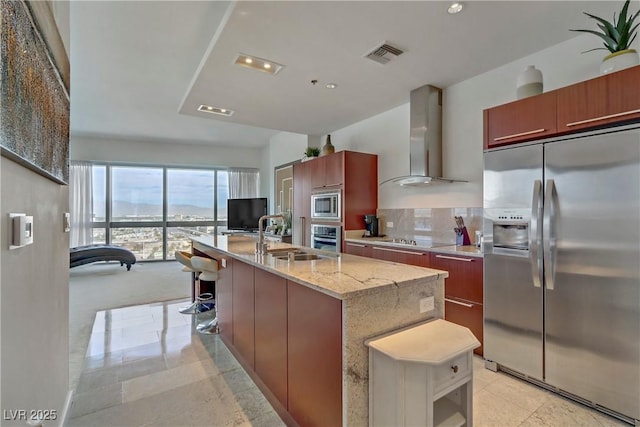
[
  {"x1": 344, "y1": 236, "x2": 483, "y2": 258},
  {"x1": 191, "y1": 234, "x2": 447, "y2": 300}
]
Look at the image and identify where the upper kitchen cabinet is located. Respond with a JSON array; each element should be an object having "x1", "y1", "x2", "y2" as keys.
[
  {"x1": 484, "y1": 91, "x2": 557, "y2": 149},
  {"x1": 311, "y1": 152, "x2": 344, "y2": 189},
  {"x1": 557, "y1": 65, "x2": 640, "y2": 133},
  {"x1": 294, "y1": 150, "x2": 377, "y2": 233},
  {"x1": 341, "y1": 151, "x2": 378, "y2": 230},
  {"x1": 485, "y1": 65, "x2": 640, "y2": 150}
]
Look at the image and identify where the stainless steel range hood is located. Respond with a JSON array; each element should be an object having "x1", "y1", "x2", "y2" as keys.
[{"x1": 380, "y1": 84, "x2": 465, "y2": 186}]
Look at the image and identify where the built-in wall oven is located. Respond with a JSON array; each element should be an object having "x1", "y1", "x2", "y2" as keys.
[
  {"x1": 311, "y1": 224, "x2": 341, "y2": 253},
  {"x1": 311, "y1": 191, "x2": 341, "y2": 221}
]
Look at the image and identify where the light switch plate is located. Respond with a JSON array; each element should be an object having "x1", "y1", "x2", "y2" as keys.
[
  {"x1": 386, "y1": 221, "x2": 394, "y2": 228},
  {"x1": 419, "y1": 296, "x2": 434, "y2": 313},
  {"x1": 9, "y1": 213, "x2": 33, "y2": 249},
  {"x1": 221, "y1": 259, "x2": 227, "y2": 268},
  {"x1": 63, "y1": 212, "x2": 70, "y2": 232}
]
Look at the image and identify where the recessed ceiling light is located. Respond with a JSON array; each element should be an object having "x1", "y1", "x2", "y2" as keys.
[
  {"x1": 235, "y1": 53, "x2": 284, "y2": 75},
  {"x1": 326, "y1": 83, "x2": 337, "y2": 89},
  {"x1": 448, "y1": 2, "x2": 463, "y2": 14},
  {"x1": 197, "y1": 105, "x2": 234, "y2": 116}
]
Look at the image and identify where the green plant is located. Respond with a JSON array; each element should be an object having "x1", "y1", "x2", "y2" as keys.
[
  {"x1": 305, "y1": 147, "x2": 320, "y2": 157},
  {"x1": 570, "y1": 0, "x2": 639, "y2": 54},
  {"x1": 282, "y1": 210, "x2": 292, "y2": 230}
]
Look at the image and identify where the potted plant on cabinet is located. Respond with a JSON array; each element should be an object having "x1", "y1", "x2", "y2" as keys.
[
  {"x1": 303, "y1": 147, "x2": 320, "y2": 162},
  {"x1": 571, "y1": 0, "x2": 640, "y2": 74}
]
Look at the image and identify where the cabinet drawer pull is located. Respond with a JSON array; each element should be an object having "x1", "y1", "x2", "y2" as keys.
[
  {"x1": 435, "y1": 254, "x2": 474, "y2": 262},
  {"x1": 451, "y1": 365, "x2": 459, "y2": 374},
  {"x1": 373, "y1": 247, "x2": 426, "y2": 256},
  {"x1": 445, "y1": 298, "x2": 474, "y2": 308},
  {"x1": 346, "y1": 243, "x2": 367, "y2": 248},
  {"x1": 493, "y1": 128, "x2": 546, "y2": 142},
  {"x1": 565, "y1": 108, "x2": 640, "y2": 127}
]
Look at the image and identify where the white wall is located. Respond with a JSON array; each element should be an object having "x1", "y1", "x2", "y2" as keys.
[
  {"x1": 260, "y1": 131, "x2": 307, "y2": 213},
  {"x1": 1, "y1": 158, "x2": 70, "y2": 425},
  {"x1": 71, "y1": 135, "x2": 264, "y2": 169},
  {"x1": 328, "y1": 33, "x2": 636, "y2": 209}
]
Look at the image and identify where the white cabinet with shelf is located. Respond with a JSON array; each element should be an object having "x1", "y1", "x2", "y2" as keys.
[{"x1": 366, "y1": 319, "x2": 480, "y2": 427}]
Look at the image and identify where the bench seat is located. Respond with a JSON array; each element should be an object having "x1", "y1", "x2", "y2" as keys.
[{"x1": 70, "y1": 245, "x2": 136, "y2": 271}]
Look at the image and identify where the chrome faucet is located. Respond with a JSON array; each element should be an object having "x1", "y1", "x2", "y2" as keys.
[{"x1": 256, "y1": 214, "x2": 285, "y2": 254}]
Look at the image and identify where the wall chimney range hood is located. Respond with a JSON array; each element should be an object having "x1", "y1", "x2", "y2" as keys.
[{"x1": 380, "y1": 84, "x2": 465, "y2": 186}]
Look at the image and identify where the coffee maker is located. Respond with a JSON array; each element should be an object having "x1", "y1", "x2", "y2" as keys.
[{"x1": 364, "y1": 214, "x2": 379, "y2": 237}]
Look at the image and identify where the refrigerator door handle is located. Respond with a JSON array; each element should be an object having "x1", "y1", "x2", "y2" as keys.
[
  {"x1": 543, "y1": 179, "x2": 557, "y2": 290},
  {"x1": 530, "y1": 180, "x2": 543, "y2": 288}
]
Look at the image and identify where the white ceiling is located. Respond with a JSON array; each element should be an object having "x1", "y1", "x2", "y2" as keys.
[{"x1": 69, "y1": 1, "x2": 619, "y2": 148}]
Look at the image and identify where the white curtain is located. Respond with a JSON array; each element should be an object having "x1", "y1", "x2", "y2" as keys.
[
  {"x1": 69, "y1": 161, "x2": 93, "y2": 248},
  {"x1": 228, "y1": 169, "x2": 260, "y2": 199}
]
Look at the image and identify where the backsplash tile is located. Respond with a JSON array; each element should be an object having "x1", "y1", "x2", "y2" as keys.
[{"x1": 377, "y1": 208, "x2": 483, "y2": 245}]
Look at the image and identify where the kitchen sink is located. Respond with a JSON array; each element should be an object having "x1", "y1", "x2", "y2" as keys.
[
  {"x1": 275, "y1": 253, "x2": 322, "y2": 261},
  {"x1": 266, "y1": 247, "x2": 300, "y2": 255},
  {"x1": 271, "y1": 249, "x2": 340, "y2": 262}
]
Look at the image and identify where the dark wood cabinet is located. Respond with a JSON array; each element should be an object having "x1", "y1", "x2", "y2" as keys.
[
  {"x1": 431, "y1": 252, "x2": 484, "y2": 355},
  {"x1": 287, "y1": 281, "x2": 342, "y2": 427},
  {"x1": 343, "y1": 241, "x2": 372, "y2": 257},
  {"x1": 430, "y1": 253, "x2": 483, "y2": 303},
  {"x1": 191, "y1": 243, "x2": 234, "y2": 344},
  {"x1": 370, "y1": 245, "x2": 430, "y2": 267},
  {"x1": 293, "y1": 151, "x2": 377, "y2": 246},
  {"x1": 215, "y1": 253, "x2": 234, "y2": 344},
  {"x1": 293, "y1": 161, "x2": 311, "y2": 247},
  {"x1": 190, "y1": 247, "x2": 343, "y2": 426},
  {"x1": 484, "y1": 91, "x2": 557, "y2": 149},
  {"x1": 325, "y1": 152, "x2": 344, "y2": 187},
  {"x1": 254, "y1": 268, "x2": 288, "y2": 409},
  {"x1": 342, "y1": 151, "x2": 378, "y2": 231},
  {"x1": 444, "y1": 297, "x2": 483, "y2": 356},
  {"x1": 485, "y1": 65, "x2": 640, "y2": 149},
  {"x1": 557, "y1": 65, "x2": 640, "y2": 133},
  {"x1": 232, "y1": 260, "x2": 255, "y2": 368},
  {"x1": 310, "y1": 152, "x2": 344, "y2": 189}
]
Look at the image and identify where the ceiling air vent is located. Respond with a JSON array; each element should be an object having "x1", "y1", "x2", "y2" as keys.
[{"x1": 364, "y1": 42, "x2": 404, "y2": 65}]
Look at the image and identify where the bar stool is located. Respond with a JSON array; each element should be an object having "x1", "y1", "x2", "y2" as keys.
[
  {"x1": 190, "y1": 256, "x2": 219, "y2": 335},
  {"x1": 174, "y1": 251, "x2": 214, "y2": 314}
]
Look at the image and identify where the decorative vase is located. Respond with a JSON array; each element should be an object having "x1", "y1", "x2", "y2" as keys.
[
  {"x1": 600, "y1": 49, "x2": 639, "y2": 75},
  {"x1": 321, "y1": 134, "x2": 335, "y2": 156},
  {"x1": 516, "y1": 65, "x2": 543, "y2": 99}
]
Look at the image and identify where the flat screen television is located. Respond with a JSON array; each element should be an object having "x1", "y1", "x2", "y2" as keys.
[{"x1": 227, "y1": 198, "x2": 268, "y2": 232}]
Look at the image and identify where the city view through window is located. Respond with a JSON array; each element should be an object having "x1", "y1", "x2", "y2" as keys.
[{"x1": 91, "y1": 165, "x2": 234, "y2": 260}]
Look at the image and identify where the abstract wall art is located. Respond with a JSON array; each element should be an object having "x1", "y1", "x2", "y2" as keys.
[{"x1": 1, "y1": 0, "x2": 70, "y2": 184}]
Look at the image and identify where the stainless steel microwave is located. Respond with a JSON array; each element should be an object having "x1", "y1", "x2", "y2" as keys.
[{"x1": 311, "y1": 192, "x2": 341, "y2": 221}]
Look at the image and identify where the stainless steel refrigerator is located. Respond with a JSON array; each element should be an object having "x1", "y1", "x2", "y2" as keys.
[{"x1": 483, "y1": 124, "x2": 640, "y2": 423}]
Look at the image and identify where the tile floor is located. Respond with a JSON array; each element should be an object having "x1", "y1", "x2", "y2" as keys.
[{"x1": 68, "y1": 300, "x2": 630, "y2": 427}]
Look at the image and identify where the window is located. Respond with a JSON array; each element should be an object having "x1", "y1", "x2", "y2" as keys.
[
  {"x1": 111, "y1": 227, "x2": 164, "y2": 260},
  {"x1": 112, "y1": 167, "x2": 163, "y2": 222},
  {"x1": 167, "y1": 169, "x2": 215, "y2": 221},
  {"x1": 166, "y1": 226, "x2": 215, "y2": 260},
  {"x1": 86, "y1": 164, "x2": 253, "y2": 261}
]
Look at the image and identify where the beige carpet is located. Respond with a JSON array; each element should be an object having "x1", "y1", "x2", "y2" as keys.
[{"x1": 69, "y1": 261, "x2": 191, "y2": 391}]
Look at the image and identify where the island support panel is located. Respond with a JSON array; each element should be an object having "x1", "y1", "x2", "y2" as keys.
[{"x1": 342, "y1": 277, "x2": 445, "y2": 426}]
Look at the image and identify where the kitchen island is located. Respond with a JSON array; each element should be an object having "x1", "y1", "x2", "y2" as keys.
[{"x1": 191, "y1": 234, "x2": 447, "y2": 427}]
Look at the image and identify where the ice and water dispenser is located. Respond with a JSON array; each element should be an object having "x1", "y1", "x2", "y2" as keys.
[{"x1": 485, "y1": 208, "x2": 531, "y2": 256}]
